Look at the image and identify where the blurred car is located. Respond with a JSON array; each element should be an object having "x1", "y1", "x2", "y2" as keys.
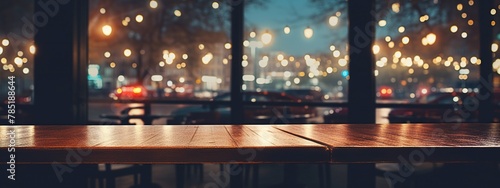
[
  {"x1": 388, "y1": 92, "x2": 478, "y2": 123},
  {"x1": 164, "y1": 83, "x2": 194, "y2": 98},
  {"x1": 377, "y1": 85, "x2": 394, "y2": 99},
  {"x1": 168, "y1": 91, "x2": 318, "y2": 124},
  {"x1": 322, "y1": 107, "x2": 348, "y2": 124},
  {"x1": 284, "y1": 88, "x2": 325, "y2": 102},
  {"x1": 109, "y1": 84, "x2": 156, "y2": 100},
  {"x1": 1, "y1": 94, "x2": 34, "y2": 124}
]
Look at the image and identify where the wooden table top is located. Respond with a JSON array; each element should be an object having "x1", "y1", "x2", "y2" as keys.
[
  {"x1": 0, "y1": 125, "x2": 329, "y2": 164},
  {"x1": 1, "y1": 124, "x2": 500, "y2": 164},
  {"x1": 274, "y1": 124, "x2": 500, "y2": 163}
]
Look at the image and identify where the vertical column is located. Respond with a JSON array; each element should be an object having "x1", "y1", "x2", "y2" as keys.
[
  {"x1": 230, "y1": 0, "x2": 244, "y2": 125},
  {"x1": 347, "y1": 0, "x2": 376, "y2": 124},
  {"x1": 34, "y1": 0, "x2": 88, "y2": 125},
  {"x1": 347, "y1": 0, "x2": 376, "y2": 188},
  {"x1": 230, "y1": 1, "x2": 245, "y2": 188},
  {"x1": 479, "y1": 0, "x2": 494, "y2": 123}
]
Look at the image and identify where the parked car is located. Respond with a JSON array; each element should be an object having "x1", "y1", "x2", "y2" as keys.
[
  {"x1": 322, "y1": 107, "x2": 348, "y2": 124},
  {"x1": 168, "y1": 91, "x2": 318, "y2": 124},
  {"x1": 284, "y1": 89, "x2": 325, "y2": 102},
  {"x1": 387, "y1": 92, "x2": 479, "y2": 123},
  {"x1": 164, "y1": 83, "x2": 194, "y2": 98},
  {"x1": 109, "y1": 83, "x2": 156, "y2": 100}
]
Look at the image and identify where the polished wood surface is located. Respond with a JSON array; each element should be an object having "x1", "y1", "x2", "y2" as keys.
[
  {"x1": 0, "y1": 125, "x2": 329, "y2": 164},
  {"x1": 274, "y1": 124, "x2": 500, "y2": 163},
  {"x1": 2, "y1": 124, "x2": 500, "y2": 164}
]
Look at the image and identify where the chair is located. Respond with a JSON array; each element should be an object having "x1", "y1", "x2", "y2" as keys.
[{"x1": 87, "y1": 164, "x2": 141, "y2": 188}]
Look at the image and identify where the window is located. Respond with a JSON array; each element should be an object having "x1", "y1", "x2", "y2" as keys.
[
  {"x1": 88, "y1": 0, "x2": 231, "y2": 124},
  {"x1": 375, "y1": 0, "x2": 483, "y2": 123},
  {"x1": 0, "y1": 0, "x2": 34, "y2": 124}
]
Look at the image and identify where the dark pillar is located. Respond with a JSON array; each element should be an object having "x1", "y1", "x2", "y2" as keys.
[
  {"x1": 347, "y1": 0, "x2": 376, "y2": 124},
  {"x1": 347, "y1": 0, "x2": 376, "y2": 188},
  {"x1": 34, "y1": 0, "x2": 88, "y2": 125},
  {"x1": 479, "y1": 0, "x2": 494, "y2": 123},
  {"x1": 230, "y1": 0, "x2": 244, "y2": 125}
]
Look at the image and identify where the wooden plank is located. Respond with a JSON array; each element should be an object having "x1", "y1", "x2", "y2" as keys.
[
  {"x1": 0, "y1": 125, "x2": 329, "y2": 164},
  {"x1": 274, "y1": 124, "x2": 500, "y2": 163}
]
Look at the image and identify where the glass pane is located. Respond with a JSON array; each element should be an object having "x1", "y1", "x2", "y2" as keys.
[
  {"x1": 243, "y1": 0, "x2": 348, "y2": 102},
  {"x1": 88, "y1": 0, "x2": 231, "y2": 123},
  {"x1": 244, "y1": 0, "x2": 348, "y2": 124},
  {"x1": 0, "y1": 0, "x2": 35, "y2": 124},
  {"x1": 493, "y1": 0, "x2": 500, "y2": 122},
  {"x1": 375, "y1": 0, "x2": 480, "y2": 123}
]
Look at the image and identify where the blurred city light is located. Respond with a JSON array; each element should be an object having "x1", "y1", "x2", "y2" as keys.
[
  {"x1": 304, "y1": 27, "x2": 314, "y2": 39},
  {"x1": 261, "y1": 31, "x2": 273, "y2": 45},
  {"x1": 150, "y1": 0, "x2": 158, "y2": 9},
  {"x1": 124, "y1": 49, "x2": 132, "y2": 57},
  {"x1": 102, "y1": 25, "x2": 112, "y2": 36}
]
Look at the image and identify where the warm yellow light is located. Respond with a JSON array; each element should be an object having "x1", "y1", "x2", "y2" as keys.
[
  {"x1": 0, "y1": 46, "x2": 3, "y2": 55},
  {"x1": 492, "y1": 43, "x2": 499, "y2": 53},
  {"x1": 304, "y1": 27, "x2": 314, "y2": 39},
  {"x1": 284, "y1": 26, "x2": 290, "y2": 34},
  {"x1": 202, "y1": 53, "x2": 213, "y2": 64},
  {"x1": 277, "y1": 54, "x2": 284, "y2": 61},
  {"x1": 388, "y1": 41, "x2": 395, "y2": 48},
  {"x1": 422, "y1": 37, "x2": 428, "y2": 46},
  {"x1": 338, "y1": 59, "x2": 347, "y2": 67},
  {"x1": 385, "y1": 36, "x2": 391, "y2": 42},
  {"x1": 174, "y1": 10, "x2": 182, "y2": 17},
  {"x1": 124, "y1": 49, "x2": 132, "y2": 57},
  {"x1": 150, "y1": 0, "x2": 158, "y2": 9},
  {"x1": 426, "y1": 33, "x2": 436, "y2": 45},
  {"x1": 329, "y1": 16, "x2": 339, "y2": 26},
  {"x1": 224, "y1": 43, "x2": 232, "y2": 49},
  {"x1": 402, "y1": 36, "x2": 410, "y2": 44},
  {"x1": 461, "y1": 32, "x2": 468, "y2": 38},
  {"x1": 450, "y1": 25, "x2": 458, "y2": 33},
  {"x1": 261, "y1": 31, "x2": 273, "y2": 45},
  {"x1": 398, "y1": 26, "x2": 405, "y2": 33},
  {"x1": 14, "y1": 57, "x2": 23, "y2": 67},
  {"x1": 104, "y1": 51, "x2": 111, "y2": 58},
  {"x1": 378, "y1": 20, "x2": 387, "y2": 27},
  {"x1": 419, "y1": 15, "x2": 429, "y2": 23},
  {"x1": 110, "y1": 62, "x2": 116, "y2": 68},
  {"x1": 461, "y1": 13, "x2": 467, "y2": 19},
  {"x1": 100, "y1": 8, "x2": 106, "y2": 14},
  {"x1": 133, "y1": 87, "x2": 142, "y2": 94},
  {"x1": 468, "y1": 20, "x2": 474, "y2": 26},
  {"x1": 2, "y1": 39, "x2": 9, "y2": 46},
  {"x1": 23, "y1": 68, "x2": 29, "y2": 74},
  {"x1": 102, "y1": 25, "x2": 112, "y2": 36},
  {"x1": 212, "y1": 2, "x2": 220, "y2": 9},
  {"x1": 392, "y1": 3, "x2": 400, "y2": 13},
  {"x1": 135, "y1": 14, "x2": 144, "y2": 23},
  {"x1": 249, "y1": 31, "x2": 256, "y2": 38},
  {"x1": 29, "y1": 45, "x2": 36, "y2": 54},
  {"x1": 457, "y1": 4, "x2": 463, "y2": 11},
  {"x1": 492, "y1": 9, "x2": 497, "y2": 15},
  {"x1": 372, "y1": 45, "x2": 380, "y2": 55},
  {"x1": 198, "y1": 44, "x2": 205, "y2": 50}
]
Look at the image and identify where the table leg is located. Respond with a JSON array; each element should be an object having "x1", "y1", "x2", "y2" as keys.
[
  {"x1": 230, "y1": 164, "x2": 244, "y2": 188},
  {"x1": 176, "y1": 164, "x2": 185, "y2": 188},
  {"x1": 142, "y1": 164, "x2": 152, "y2": 185},
  {"x1": 347, "y1": 164, "x2": 375, "y2": 188}
]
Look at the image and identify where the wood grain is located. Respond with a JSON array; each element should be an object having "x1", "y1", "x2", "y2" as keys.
[
  {"x1": 0, "y1": 125, "x2": 329, "y2": 164},
  {"x1": 273, "y1": 124, "x2": 500, "y2": 163}
]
